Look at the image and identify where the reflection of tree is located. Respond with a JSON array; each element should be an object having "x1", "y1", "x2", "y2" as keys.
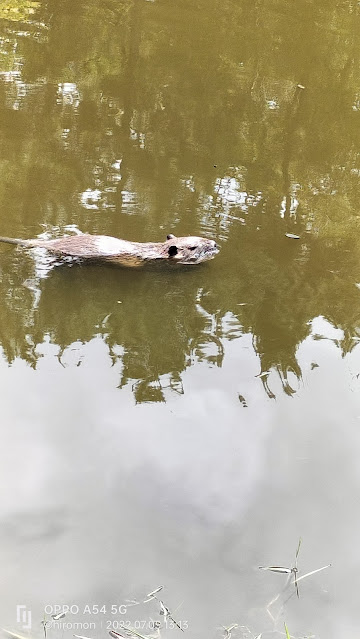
[
  {"x1": 0, "y1": 1, "x2": 39, "y2": 22},
  {"x1": 203, "y1": 225, "x2": 360, "y2": 397},
  {"x1": 0, "y1": 254, "x2": 226, "y2": 402},
  {"x1": 0, "y1": 0, "x2": 360, "y2": 400}
]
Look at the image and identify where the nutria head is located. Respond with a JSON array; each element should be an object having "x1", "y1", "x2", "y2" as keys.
[{"x1": 165, "y1": 234, "x2": 219, "y2": 264}]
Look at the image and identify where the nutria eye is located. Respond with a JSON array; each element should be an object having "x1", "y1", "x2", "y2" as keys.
[
  {"x1": 190, "y1": 246, "x2": 196, "y2": 250},
  {"x1": 168, "y1": 245, "x2": 178, "y2": 257}
]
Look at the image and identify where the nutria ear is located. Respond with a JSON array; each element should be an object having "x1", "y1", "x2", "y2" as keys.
[
  {"x1": 167, "y1": 234, "x2": 175, "y2": 240},
  {"x1": 168, "y1": 245, "x2": 178, "y2": 257}
]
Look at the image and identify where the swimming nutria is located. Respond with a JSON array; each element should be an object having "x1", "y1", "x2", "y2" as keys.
[{"x1": 0, "y1": 232, "x2": 219, "y2": 266}]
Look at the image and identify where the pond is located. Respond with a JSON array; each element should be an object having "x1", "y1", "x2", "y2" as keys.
[{"x1": 0, "y1": 1, "x2": 360, "y2": 638}]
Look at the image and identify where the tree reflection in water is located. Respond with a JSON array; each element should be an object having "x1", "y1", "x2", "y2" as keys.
[{"x1": 0, "y1": 0, "x2": 359, "y2": 402}]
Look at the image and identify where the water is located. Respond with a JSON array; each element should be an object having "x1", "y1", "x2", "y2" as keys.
[{"x1": 1, "y1": 1, "x2": 360, "y2": 637}]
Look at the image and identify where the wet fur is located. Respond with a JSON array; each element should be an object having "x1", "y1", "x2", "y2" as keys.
[{"x1": 0, "y1": 233, "x2": 219, "y2": 266}]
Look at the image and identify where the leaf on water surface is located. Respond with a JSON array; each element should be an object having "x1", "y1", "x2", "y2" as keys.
[
  {"x1": 284, "y1": 623, "x2": 291, "y2": 639},
  {"x1": 146, "y1": 585, "x2": 164, "y2": 598},
  {"x1": 221, "y1": 623, "x2": 238, "y2": 637},
  {"x1": 295, "y1": 564, "x2": 331, "y2": 583},
  {"x1": 2, "y1": 631, "x2": 32, "y2": 639},
  {"x1": 259, "y1": 566, "x2": 292, "y2": 573},
  {"x1": 118, "y1": 629, "x2": 150, "y2": 639},
  {"x1": 110, "y1": 629, "x2": 149, "y2": 639},
  {"x1": 238, "y1": 394, "x2": 248, "y2": 407},
  {"x1": 159, "y1": 601, "x2": 170, "y2": 616}
]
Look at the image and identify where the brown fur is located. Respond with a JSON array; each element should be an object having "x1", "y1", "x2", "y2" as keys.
[{"x1": 0, "y1": 233, "x2": 219, "y2": 266}]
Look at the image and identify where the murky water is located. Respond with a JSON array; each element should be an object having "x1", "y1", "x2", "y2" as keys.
[{"x1": 1, "y1": 1, "x2": 360, "y2": 638}]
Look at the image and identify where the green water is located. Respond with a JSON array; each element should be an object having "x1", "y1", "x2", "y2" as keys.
[{"x1": 0, "y1": 1, "x2": 360, "y2": 637}]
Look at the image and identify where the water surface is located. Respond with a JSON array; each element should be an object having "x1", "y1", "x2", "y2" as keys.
[{"x1": 1, "y1": 1, "x2": 360, "y2": 638}]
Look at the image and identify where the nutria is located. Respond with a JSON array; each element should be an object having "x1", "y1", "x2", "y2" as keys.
[{"x1": 0, "y1": 232, "x2": 219, "y2": 266}]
